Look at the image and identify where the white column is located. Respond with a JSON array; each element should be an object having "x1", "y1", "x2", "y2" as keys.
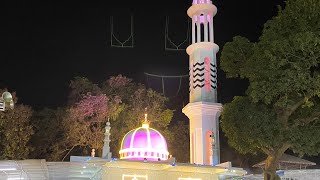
[
  {"x1": 204, "y1": 12, "x2": 208, "y2": 42},
  {"x1": 209, "y1": 14, "x2": 214, "y2": 42},
  {"x1": 196, "y1": 14, "x2": 201, "y2": 43},
  {"x1": 192, "y1": 15, "x2": 196, "y2": 44},
  {"x1": 182, "y1": 102, "x2": 222, "y2": 165}
]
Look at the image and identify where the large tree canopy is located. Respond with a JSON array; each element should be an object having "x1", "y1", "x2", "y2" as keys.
[
  {"x1": 220, "y1": 0, "x2": 320, "y2": 179},
  {"x1": 0, "y1": 90, "x2": 34, "y2": 160},
  {"x1": 47, "y1": 74, "x2": 174, "y2": 160}
]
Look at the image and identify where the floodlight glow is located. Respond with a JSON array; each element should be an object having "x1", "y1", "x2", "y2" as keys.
[{"x1": 2, "y1": 92, "x2": 13, "y2": 103}]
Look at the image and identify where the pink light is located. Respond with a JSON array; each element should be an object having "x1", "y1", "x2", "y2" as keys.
[
  {"x1": 204, "y1": 57, "x2": 211, "y2": 92},
  {"x1": 194, "y1": 14, "x2": 211, "y2": 24},
  {"x1": 132, "y1": 130, "x2": 149, "y2": 148},
  {"x1": 119, "y1": 125, "x2": 169, "y2": 161},
  {"x1": 193, "y1": 0, "x2": 211, "y2": 5}
]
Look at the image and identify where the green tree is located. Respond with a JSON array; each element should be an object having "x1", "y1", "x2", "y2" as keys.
[
  {"x1": 29, "y1": 108, "x2": 66, "y2": 161},
  {"x1": 167, "y1": 120, "x2": 190, "y2": 163},
  {"x1": 101, "y1": 75, "x2": 174, "y2": 157},
  {"x1": 0, "y1": 91, "x2": 34, "y2": 160},
  {"x1": 68, "y1": 76, "x2": 101, "y2": 105},
  {"x1": 220, "y1": 0, "x2": 320, "y2": 179}
]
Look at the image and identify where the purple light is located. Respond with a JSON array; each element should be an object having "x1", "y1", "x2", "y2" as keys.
[
  {"x1": 119, "y1": 124, "x2": 169, "y2": 161},
  {"x1": 132, "y1": 130, "x2": 149, "y2": 148},
  {"x1": 193, "y1": 0, "x2": 211, "y2": 4},
  {"x1": 194, "y1": 14, "x2": 211, "y2": 24}
]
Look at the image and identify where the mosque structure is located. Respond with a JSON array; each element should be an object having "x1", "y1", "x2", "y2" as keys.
[
  {"x1": 183, "y1": 0, "x2": 222, "y2": 166},
  {"x1": 0, "y1": 1, "x2": 248, "y2": 179},
  {"x1": 119, "y1": 113, "x2": 170, "y2": 161}
]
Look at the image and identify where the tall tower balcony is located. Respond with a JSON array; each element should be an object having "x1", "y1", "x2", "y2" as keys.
[
  {"x1": 188, "y1": 0, "x2": 217, "y2": 45},
  {"x1": 186, "y1": 0, "x2": 219, "y2": 103}
]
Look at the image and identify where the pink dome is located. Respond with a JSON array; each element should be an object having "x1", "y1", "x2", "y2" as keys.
[{"x1": 119, "y1": 123, "x2": 169, "y2": 161}]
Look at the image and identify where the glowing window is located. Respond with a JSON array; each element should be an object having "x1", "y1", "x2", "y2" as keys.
[{"x1": 122, "y1": 174, "x2": 148, "y2": 180}]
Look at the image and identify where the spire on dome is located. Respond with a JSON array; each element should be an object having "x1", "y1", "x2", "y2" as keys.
[{"x1": 142, "y1": 107, "x2": 149, "y2": 128}]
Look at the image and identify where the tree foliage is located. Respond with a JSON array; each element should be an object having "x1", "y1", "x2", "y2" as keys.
[
  {"x1": 102, "y1": 75, "x2": 174, "y2": 156},
  {"x1": 0, "y1": 90, "x2": 34, "y2": 160},
  {"x1": 50, "y1": 74, "x2": 174, "y2": 160},
  {"x1": 29, "y1": 108, "x2": 66, "y2": 161},
  {"x1": 167, "y1": 120, "x2": 190, "y2": 163},
  {"x1": 220, "y1": 0, "x2": 320, "y2": 179}
]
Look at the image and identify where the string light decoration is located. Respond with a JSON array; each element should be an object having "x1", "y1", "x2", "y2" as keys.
[
  {"x1": 164, "y1": 16, "x2": 191, "y2": 51},
  {"x1": 110, "y1": 15, "x2": 134, "y2": 48},
  {"x1": 144, "y1": 72, "x2": 189, "y2": 96}
]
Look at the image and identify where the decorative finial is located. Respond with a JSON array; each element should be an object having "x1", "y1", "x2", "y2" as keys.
[
  {"x1": 144, "y1": 107, "x2": 148, "y2": 123},
  {"x1": 142, "y1": 107, "x2": 149, "y2": 128},
  {"x1": 106, "y1": 117, "x2": 110, "y2": 126}
]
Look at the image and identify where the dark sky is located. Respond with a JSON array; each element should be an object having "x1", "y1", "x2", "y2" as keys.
[
  {"x1": 2, "y1": 0, "x2": 285, "y2": 109},
  {"x1": 4, "y1": 0, "x2": 320, "y2": 166}
]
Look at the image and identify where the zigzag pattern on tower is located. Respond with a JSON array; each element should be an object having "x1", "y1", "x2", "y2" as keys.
[
  {"x1": 210, "y1": 63, "x2": 217, "y2": 89},
  {"x1": 192, "y1": 62, "x2": 205, "y2": 89},
  {"x1": 190, "y1": 62, "x2": 217, "y2": 89}
]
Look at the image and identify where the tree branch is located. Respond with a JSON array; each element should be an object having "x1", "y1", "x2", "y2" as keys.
[
  {"x1": 62, "y1": 145, "x2": 76, "y2": 161},
  {"x1": 261, "y1": 147, "x2": 273, "y2": 156},
  {"x1": 286, "y1": 52, "x2": 305, "y2": 62},
  {"x1": 292, "y1": 111, "x2": 320, "y2": 127},
  {"x1": 287, "y1": 97, "x2": 308, "y2": 116},
  {"x1": 277, "y1": 97, "x2": 308, "y2": 127},
  {"x1": 277, "y1": 143, "x2": 291, "y2": 156}
]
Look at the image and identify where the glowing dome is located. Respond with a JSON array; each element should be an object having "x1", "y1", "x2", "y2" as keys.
[{"x1": 119, "y1": 122, "x2": 169, "y2": 161}]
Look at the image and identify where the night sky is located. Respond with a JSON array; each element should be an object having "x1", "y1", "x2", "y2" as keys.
[
  {"x1": 3, "y1": 0, "x2": 320, "y2": 166},
  {"x1": 2, "y1": 0, "x2": 285, "y2": 108}
]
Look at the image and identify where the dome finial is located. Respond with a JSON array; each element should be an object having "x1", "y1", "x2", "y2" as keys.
[
  {"x1": 144, "y1": 108, "x2": 148, "y2": 123},
  {"x1": 142, "y1": 107, "x2": 149, "y2": 128}
]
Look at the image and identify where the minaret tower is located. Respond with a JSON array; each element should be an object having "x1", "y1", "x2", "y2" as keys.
[
  {"x1": 182, "y1": 0, "x2": 222, "y2": 166},
  {"x1": 102, "y1": 119, "x2": 112, "y2": 160}
]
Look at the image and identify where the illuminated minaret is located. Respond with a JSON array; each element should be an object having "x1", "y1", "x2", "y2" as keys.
[
  {"x1": 102, "y1": 119, "x2": 112, "y2": 160},
  {"x1": 182, "y1": 0, "x2": 222, "y2": 166}
]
